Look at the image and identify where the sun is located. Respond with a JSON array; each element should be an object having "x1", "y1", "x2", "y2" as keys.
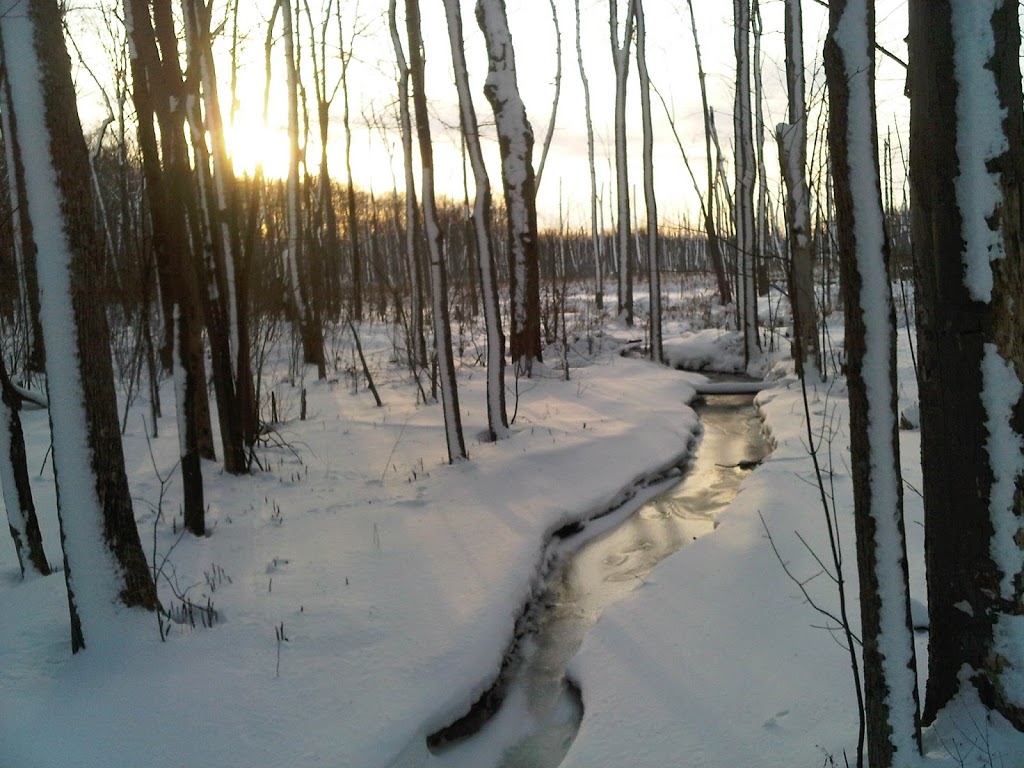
[{"x1": 224, "y1": 109, "x2": 292, "y2": 180}]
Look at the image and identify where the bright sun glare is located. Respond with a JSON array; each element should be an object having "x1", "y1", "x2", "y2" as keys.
[{"x1": 225, "y1": 111, "x2": 292, "y2": 180}]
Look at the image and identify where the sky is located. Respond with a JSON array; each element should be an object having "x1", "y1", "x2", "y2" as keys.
[{"x1": 66, "y1": 0, "x2": 910, "y2": 230}]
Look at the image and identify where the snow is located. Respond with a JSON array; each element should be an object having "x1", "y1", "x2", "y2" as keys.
[
  {"x1": 952, "y1": 0, "x2": 1006, "y2": 304},
  {"x1": 5, "y1": 278, "x2": 1024, "y2": 767}
]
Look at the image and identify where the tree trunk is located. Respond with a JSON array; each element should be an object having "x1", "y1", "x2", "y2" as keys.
[
  {"x1": 733, "y1": 0, "x2": 759, "y2": 366},
  {"x1": 909, "y1": 0, "x2": 1024, "y2": 728},
  {"x1": 573, "y1": 0, "x2": 602, "y2": 311},
  {"x1": 123, "y1": 0, "x2": 206, "y2": 534},
  {"x1": 406, "y1": 0, "x2": 468, "y2": 463},
  {"x1": 825, "y1": 0, "x2": 922, "y2": 763},
  {"x1": 0, "y1": 0, "x2": 159, "y2": 652},
  {"x1": 610, "y1": 0, "x2": 634, "y2": 326},
  {"x1": 778, "y1": 0, "x2": 820, "y2": 379},
  {"x1": 633, "y1": 0, "x2": 661, "y2": 362},
  {"x1": 476, "y1": 0, "x2": 543, "y2": 374},
  {"x1": 443, "y1": 0, "x2": 508, "y2": 441},
  {"x1": 0, "y1": 352, "x2": 49, "y2": 577}
]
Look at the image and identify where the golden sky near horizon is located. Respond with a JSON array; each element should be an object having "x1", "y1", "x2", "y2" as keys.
[{"x1": 67, "y1": 0, "x2": 910, "y2": 230}]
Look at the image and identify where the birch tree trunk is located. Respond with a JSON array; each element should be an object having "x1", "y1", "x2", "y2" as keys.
[
  {"x1": 825, "y1": 0, "x2": 922, "y2": 762},
  {"x1": 443, "y1": 0, "x2": 508, "y2": 441},
  {"x1": 777, "y1": 0, "x2": 820, "y2": 379},
  {"x1": 909, "y1": 0, "x2": 1024, "y2": 729},
  {"x1": 633, "y1": 0, "x2": 661, "y2": 362},
  {"x1": 405, "y1": 0, "x2": 468, "y2": 462},
  {"x1": 610, "y1": 0, "x2": 635, "y2": 325},
  {"x1": 573, "y1": 0, "x2": 601, "y2": 311},
  {"x1": 0, "y1": 0, "x2": 159, "y2": 651},
  {"x1": 733, "y1": 0, "x2": 759, "y2": 366},
  {"x1": 476, "y1": 0, "x2": 543, "y2": 374}
]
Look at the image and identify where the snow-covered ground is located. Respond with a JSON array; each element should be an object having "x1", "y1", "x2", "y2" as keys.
[{"x1": 3, "y1": 282, "x2": 1023, "y2": 767}]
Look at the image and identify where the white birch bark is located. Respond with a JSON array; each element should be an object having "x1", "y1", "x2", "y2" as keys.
[
  {"x1": 633, "y1": 0, "x2": 661, "y2": 362},
  {"x1": 476, "y1": 0, "x2": 542, "y2": 373},
  {"x1": 573, "y1": 0, "x2": 602, "y2": 310},
  {"x1": 443, "y1": 0, "x2": 508, "y2": 441},
  {"x1": 733, "y1": 0, "x2": 759, "y2": 365},
  {"x1": 610, "y1": 0, "x2": 634, "y2": 325},
  {"x1": 405, "y1": 0, "x2": 467, "y2": 462}
]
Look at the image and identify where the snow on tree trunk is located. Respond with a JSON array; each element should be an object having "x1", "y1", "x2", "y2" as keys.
[
  {"x1": 633, "y1": 0, "x2": 661, "y2": 362},
  {"x1": 476, "y1": 0, "x2": 542, "y2": 374},
  {"x1": 777, "y1": 0, "x2": 820, "y2": 380},
  {"x1": 610, "y1": 0, "x2": 634, "y2": 326},
  {"x1": 406, "y1": 0, "x2": 467, "y2": 463},
  {"x1": 825, "y1": 0, "x2": 922, "y2": 763},
  {"x1": 909, "y1": 0, "x2": 1024, "y2": 728},
  {"x1": 0, "y1": 352, "x2": 49, "y2": 577},
  {"x1": 443, "y1": 0, "x2": 508, "y2": 441},
  {"x1": 0, "y1": 0, "x2": 159, "y2": 651},
  {"x1": 733, "y1": 0, "x2": 759, "y2": 367}
]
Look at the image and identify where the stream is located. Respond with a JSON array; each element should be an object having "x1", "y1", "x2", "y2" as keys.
[{"x1": 428, "y1": 391, "x2": 771, "y2": 768}]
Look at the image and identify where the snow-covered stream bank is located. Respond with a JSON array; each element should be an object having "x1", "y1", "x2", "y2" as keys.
[{"x1": 429, "y1": 392, "x2": 771, "y2": 768}]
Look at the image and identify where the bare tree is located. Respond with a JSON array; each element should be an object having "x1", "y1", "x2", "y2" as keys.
[
  {"x1": 733, "y1": 0, "x2": 759, "y2": 366},
  {"x1": 573, "y1": 0, "x2": 602, "y2": 310},
  {"x1": 405, "y1": 0, "x2": 467, "y2": 462},
  {"x1": 777, "y1": 0, "x2": 820, "y2": 379},
  {"x1": 909, "y1": 0, "x2": 1024, "y2": 730},
  {"x1": 825, "y1": 0, "x2": 922, "y2": 763},
  {"x1": 0, "y1": 0, "x2": 159, "y2": 651},
  {"x1": 443, "y1": 0, "x2": 508, "y2": 441},
  {"x1": 633, "y1": 0, "x2": 661, "y2": 362},
  {"x1": 477, "y1": 0, "x2": 543, "y2": 374},
  {"x1": 609, "y1": 0, "x2": 635, "y2": 325}
]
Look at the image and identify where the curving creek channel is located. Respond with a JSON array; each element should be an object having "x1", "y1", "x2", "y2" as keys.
[{"x1": 421, "y1": 388, "x2": 772, "y2": 768}]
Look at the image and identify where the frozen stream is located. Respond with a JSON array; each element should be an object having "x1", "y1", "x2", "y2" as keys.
[{"x1": 429, "y1": 392, "x2": 771, "y2": 768}]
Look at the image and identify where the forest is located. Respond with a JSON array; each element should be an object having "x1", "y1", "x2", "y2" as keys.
[{"x1": 0, "y1": 0, "x2": 1022, "y2": 767}]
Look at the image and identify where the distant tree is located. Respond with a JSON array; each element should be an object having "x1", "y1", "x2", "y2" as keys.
[
  {"x1": 0, "y1": 0, "x2": 159, "y2": 651},
  {"x1": 909, "y1": 0, "x2": 1024, "y2": 728},
  {"x1": 825, "y1": 0, "x2": 922, "y2": 764},
  {"x1": 476, "y1": 0, "x2": 543, "y2": 374}
]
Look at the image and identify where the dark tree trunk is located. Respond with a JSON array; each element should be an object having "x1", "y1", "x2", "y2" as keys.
[
  {"x1": 909, "y1": 0, "x2": 1024, "y2": 728},
  {"x1": 1, "y1": 0, "x2": 159, "y2": 652},
  {"x1": 0, "y1": 352, "x2": 50, "y2": 577},
  {"x1": 826, "y1": 0, "x2": 921, "y2": 763}
]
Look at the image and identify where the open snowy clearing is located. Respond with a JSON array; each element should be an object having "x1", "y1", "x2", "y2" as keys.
[{"x1": 3, "y1": 291, "x2": 1024, "y2": 767}]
